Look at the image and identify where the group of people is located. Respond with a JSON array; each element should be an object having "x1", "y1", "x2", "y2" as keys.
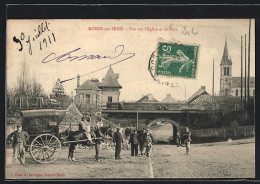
[
  {"x1": 125, "y1": 126, "x2": 154, "y2": 157},
  {"x1": 8, "y1": 116, "x2": 191, "y2": 165}
]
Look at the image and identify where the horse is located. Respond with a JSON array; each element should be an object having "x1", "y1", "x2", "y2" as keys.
[{"x1": 61, "y1": 126, "x2": 114, "y2": 161}]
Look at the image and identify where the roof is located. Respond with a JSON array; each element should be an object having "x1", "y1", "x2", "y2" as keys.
[
  {"x1": 60, "y1": 104, "x2": 83, "y2": 124},
  {"x1": 186, "y1": 88, "x2": 210, "y2": 104},
  {"x1": 66, "y1": 104, "x2": 83, "y2": 117},
  {"x1": 21, "y1": 109, "x2": 67, "y2": 118},
  {"x1": 161, "y1": 94, "x2": 177, "y2": 103},
  {"x1": 231, "y1": 77, "x2": 255, "y2": 88},
  {"x1": 76, "y1": 80, "x2": 101, "y2": 90},
  {"x1": 137, "y1": 94, "x2": 159, "y2": 103},
  {"x1": 221, "y1": 38, "x2": 232, "y2": 65},
  {"x1": 99, "y1": 66, "x2": 122, "y2": 88}
]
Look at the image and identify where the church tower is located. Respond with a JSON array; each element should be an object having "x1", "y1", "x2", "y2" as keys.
[{"x1": 220, "y1": 38, "x2": 232, "y2": 96}]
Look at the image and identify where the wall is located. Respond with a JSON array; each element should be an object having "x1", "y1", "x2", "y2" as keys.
[
  {"x1": 230, "y1": 87, "x2": 255, "y2": 97},
  {"x1": 191, "y1": 126, "x2": 255, "y2": 143},
  {"x1": 101, "y1": 90, "x2": 120, "y2": 106}
]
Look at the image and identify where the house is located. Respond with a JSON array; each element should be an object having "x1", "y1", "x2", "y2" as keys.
[
  {"x1": 75, "y1": 66, "x2": 122, "y2": 109},
  {"x1": 136, "y1": 94, "x2": 159, "y2": 103},
  {"x1": 186, "y1": 86, "x2": 212, "y2": 104},
  {"x1": 161, "y1": 94, "x2": 177, "y2": 103}
]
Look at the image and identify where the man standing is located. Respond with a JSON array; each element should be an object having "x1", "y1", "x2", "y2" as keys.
[
  {"x1": 125, "y1": 125, "x2": 131, "y2": 140},
  {"x1": 130, "y1": 129, "x2": 138, "y2": 156},
  {"x1": 93, "y1": 122, "x2": 104, "y2": 161},
  {"x1": 8, "y1": 124, "x2": 29, "y2": 165},
  {"x1": 138, "y1": 128, "x2": 145, "y2": 155},
  {"x1": 143, "y1": 129, "x2": 153, "y2": 157},
  {"x1": 113, "y1": 127, "x2": 123, "y2": 160},
  {"x1": 176, "y1": 131, "x2": 181, "y2": 147},
  {"x1": 183, "y1": 127, "x2": 191, "y2": 155}
]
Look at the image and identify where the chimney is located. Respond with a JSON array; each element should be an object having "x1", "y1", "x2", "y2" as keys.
[
  {"x1": 115, "y1": 73, "x2": 119, "y2": 79},
  {"x1": 77, "y1": 74, "x2": 80, "y2": 87},
  {"x1": 201, "y1": 86, "x2": 206, "y2": 90}
]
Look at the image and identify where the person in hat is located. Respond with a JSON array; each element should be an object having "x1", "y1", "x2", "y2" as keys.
[
  {"x1": 93, "y1": 121, "x2": 104, "y2": 161},
  {"x1": 182, "y1": 127, "x2": 191, "y2": 155},
  {"x1": 8, "y1": 124, "x2": 29, "y2": 165},
  {"x1": 130, "y1": 129, "x2": 139, "y2": 156},
  {"x1": 113, "y1": 126, "x2": 123, "y2": 160},
  {"x1": 138, "y1": 128, "x2": 145, "y2": 155},
  {"x1": 143, "y1": 128, "x2": 153, "y2": 157},
  {"x1": 79, "y1": 116, "x2": 94, "y2": 144}
]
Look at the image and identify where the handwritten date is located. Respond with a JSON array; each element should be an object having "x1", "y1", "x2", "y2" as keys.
[{"x1": 13, "y1": 21, "x2": 56, "y2": 55}]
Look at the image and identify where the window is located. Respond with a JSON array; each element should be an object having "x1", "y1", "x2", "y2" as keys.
[
  {"x1": 224, "y1": 67, "x2": 226, "y2": 75},
  {"x1": 86, "y1": 94, "x2": 90, "y2": 103},
  {"x1": 225, "y1": 89, "x2": 228, "y2": 96},
  {"x1": 108, "y1": 96, "x2": 112, "y2": 103},
  {"x1": 227, "y1": 67, "x2": 229, "y2": 75},
  {"x1": 236, "y1": 89, "x2": 238, "y2": 96}
]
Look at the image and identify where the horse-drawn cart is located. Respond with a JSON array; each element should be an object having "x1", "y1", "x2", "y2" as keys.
[
  {"x1": 21, "y1": 109, "x2": 67, "y2": 164},
  {"x1": 20, "y1": 109, "x2": 114, "y2": 164}
]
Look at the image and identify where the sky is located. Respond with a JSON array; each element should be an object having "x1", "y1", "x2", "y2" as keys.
[{"x1": 6, "y1": 19, "x2": 255, "y2": 102}]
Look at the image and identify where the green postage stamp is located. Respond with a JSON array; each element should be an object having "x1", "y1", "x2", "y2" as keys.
[{"x1": 156, "y1": 42, "x2": 199, "y2": 79}]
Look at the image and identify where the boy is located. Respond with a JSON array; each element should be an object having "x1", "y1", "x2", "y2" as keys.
[
  {"x1": 183, "y1": 127, "x2": 191, "y2": 155},
  {"x1": 79, "y1": 116, "x2": 94, "y2": 144}
]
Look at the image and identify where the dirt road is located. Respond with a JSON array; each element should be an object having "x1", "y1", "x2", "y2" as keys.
[{"x1": 6, "y1": 138, "x2": 255, "y2": 179}]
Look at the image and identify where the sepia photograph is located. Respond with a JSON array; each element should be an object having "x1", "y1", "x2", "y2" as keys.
[{"x1": 5, "y1": 19, "x2": 255, "y2": 179}]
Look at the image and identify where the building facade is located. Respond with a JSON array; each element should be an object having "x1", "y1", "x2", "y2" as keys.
[
  {"x1": 219, "y1": 39, "x2": 255, "y2": 96},
  {"x1": 75, "y1": 66, "x2": 122, "y2": 109}
]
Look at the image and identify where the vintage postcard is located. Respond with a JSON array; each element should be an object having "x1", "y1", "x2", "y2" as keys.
[{"x1": 6, "y1": 19, "x2": 255, "y2": 179}]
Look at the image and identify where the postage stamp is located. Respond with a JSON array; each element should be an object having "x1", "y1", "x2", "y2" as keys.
[{"x1": 155, "y1": 42, "x2": 199, "y2": 79}]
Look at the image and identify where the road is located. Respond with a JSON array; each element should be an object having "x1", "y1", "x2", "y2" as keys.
[{"x1": 6, "y1": 138, "x2": 255, "y2": 179}]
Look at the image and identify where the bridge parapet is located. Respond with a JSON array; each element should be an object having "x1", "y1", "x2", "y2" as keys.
[{"x1": 104, "y1": 102, "x2": 205, "y2": 111}]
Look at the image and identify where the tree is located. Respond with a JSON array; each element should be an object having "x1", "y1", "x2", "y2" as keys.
[
  {"x1": 11, "y1": 61, "x2": 45, "y2": 97},
  {"x1": 51, "y1": 78, "x2": 65, "y2": 97},
  {"x1": 50, "y1": 78, "x2": 70, "y2": 108}
]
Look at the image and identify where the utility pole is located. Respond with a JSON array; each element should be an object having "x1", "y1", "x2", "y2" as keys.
[
  {"x1": 212, "y1": 59, "x2": 214, "y2": 96},
  {"x1": 240, "y1": 36, "x2": 243, "y2": 111},
  {"x1": 247, "y1": 19, "x2": 251, "y2": 108},
  {"x1": 244, "y1": 34, "x2": 247, "y2": 110},
  {"x1": 136, "y1": 113, "x2": 139, "y2": 130}
]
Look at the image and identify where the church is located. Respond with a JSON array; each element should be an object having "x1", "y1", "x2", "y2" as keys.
[
  {"x1": 219, "y1": 39, "x2": 255, "y2": 97},
  {"x1": 74, "y1": 66, "x2": 122, "y2": 109}
]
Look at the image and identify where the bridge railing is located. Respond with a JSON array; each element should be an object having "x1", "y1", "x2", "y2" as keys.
[{"x1": 105, "y1": 102, "x2": 204, "y2": 111}]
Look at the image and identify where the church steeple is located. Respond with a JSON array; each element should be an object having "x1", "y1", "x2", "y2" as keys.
[
  {"x1": 223, "y1": 37, "x2": 228, "y2": 58},
  {"x1": 220, "y1": 36, "x2": 232, "y2": 96},
  {"x1": 221, "y1": 37, "x2": 232, "y2": 65}
]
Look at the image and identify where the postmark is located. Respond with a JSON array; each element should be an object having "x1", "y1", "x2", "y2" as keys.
[
  {"x1": 155, "y1": 42, "x2": 199, "y2": 79},
  {"x1": 148, "y1": 49, "x2": 180, "y2": 88}
]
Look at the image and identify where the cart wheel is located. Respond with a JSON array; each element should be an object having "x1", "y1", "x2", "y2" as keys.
[{"x1": 30, "y1": 134, "x2": 61, "y2": 164}]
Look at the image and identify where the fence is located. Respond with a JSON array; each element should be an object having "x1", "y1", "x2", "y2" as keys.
[
  {"x1": 191, "y1": 126, "x2": 255, "y2": 143},
  {"x1": 7, "y1": 96, "x2": 70, "y2": 110}
]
